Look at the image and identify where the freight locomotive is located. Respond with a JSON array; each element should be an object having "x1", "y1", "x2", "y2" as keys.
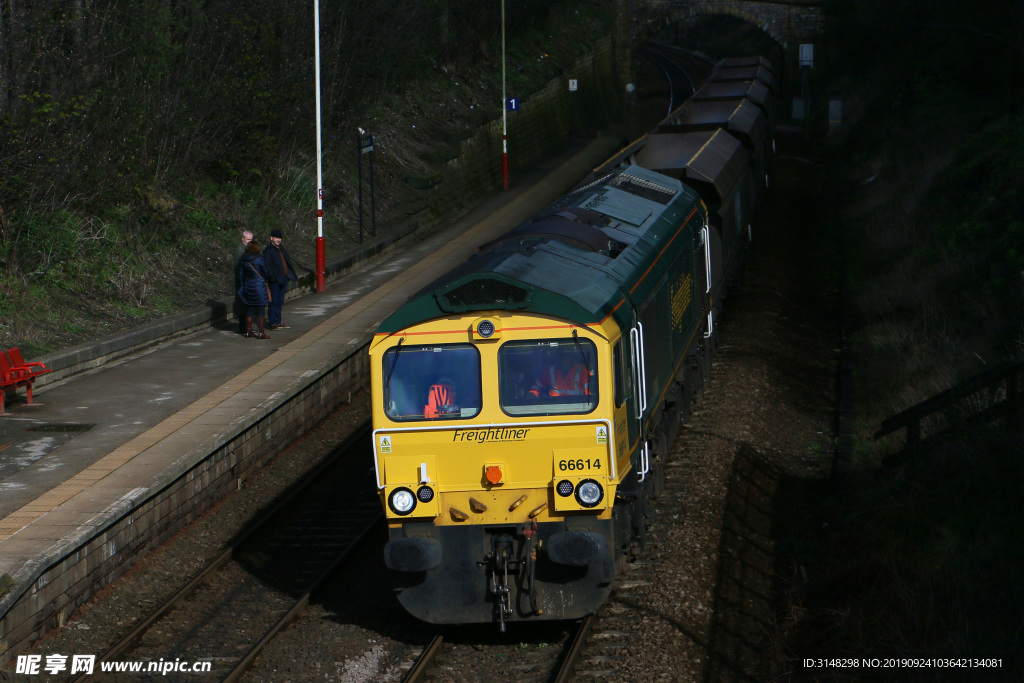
[{"x1": 368, "y1": 54, "x2": 774, "y2": 628}]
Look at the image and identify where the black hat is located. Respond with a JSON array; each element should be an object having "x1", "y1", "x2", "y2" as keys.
[{"x1": 270, "y1": 229, "x2": 283, "y2": 238}]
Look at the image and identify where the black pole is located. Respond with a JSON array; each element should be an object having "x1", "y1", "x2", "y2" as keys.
[
  {"x1": 370, "y1": 145, "x2": 376, "y2": 238},
  {"x1": 357, "y1": 130, "x2": 363, "y2": 244},
  {"x1": 801, "y1": 67, "x2": 809, "y2": 133}
]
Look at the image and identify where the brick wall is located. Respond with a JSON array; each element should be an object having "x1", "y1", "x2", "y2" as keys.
[{"x1": 644, "y1": 0, "x2": 826, "y2": 47}]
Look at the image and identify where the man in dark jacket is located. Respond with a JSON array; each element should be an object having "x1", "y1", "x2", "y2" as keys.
[{"x1": 263, "y1": 229, "x2": 298, "y2": 330}]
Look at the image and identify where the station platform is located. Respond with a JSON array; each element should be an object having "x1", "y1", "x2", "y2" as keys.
[{"x1": 0, "y1": 136, "x2": 622, "y2": 666}]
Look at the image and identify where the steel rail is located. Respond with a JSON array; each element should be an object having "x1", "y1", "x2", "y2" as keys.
[
  {"x1": 553, "y1": 614, "x2": 596, "y2": 683},
  {"x1": 222, "y1": 513, "x2": 384, "y2": 683},
  {"x1": 645, "y1": 43, "x2": 698, "y2": 97},
  {"x1": 639, "y1": 45, "x2": 682, "y2": 117},
  {"x1": 399, "y1": 614, "x2": 594, "y2": 682},
  {"x1": 589, "y1": 44, "x2": 710, "y2": 181},
  {"x1": 73, "y1": 421, "x2": 372, "y2": 682},
  {"x1": 401, "y1": 634, "x2": 445, "y2": 683}
]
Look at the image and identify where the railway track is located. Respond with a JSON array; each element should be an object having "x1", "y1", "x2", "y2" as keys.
[
  {"x1": 399, "y1": 615, "x2": 596, "y2": 683},
  {"x1": 570, "y1": 437, "x2": 697, "y2": 680},
  {"x1": 75, "y1": 424, "x2": 380, "y2": 682},
  {"x1": 387, "y1": 325, "x2": 722, "y2": 682},
  {"x1": 639, "y1": 43, "x2": 718, "y2": 117},
  {"x1": 392, "y1": 429, "x2": 704, "y2": 683},
  {"x1": 391, "y1": 396, "x2": 715, "y2": 683},
  {"x1": 589, "y1": 41, "x2": 721, "y2": 178}
]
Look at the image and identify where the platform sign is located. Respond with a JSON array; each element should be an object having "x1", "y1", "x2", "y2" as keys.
[
  {"x1": 360, "y1": 133, "x2": 374, "y2": 154},
  {"x1": 799, "y1": 44, "x2": 814, "y2": 68},
  {"x1": 568, "y1": 79, "x2": 578, "y2": 92},
  {"x1": 506, "y1": 97, "x2": 520, "y2": 111}
]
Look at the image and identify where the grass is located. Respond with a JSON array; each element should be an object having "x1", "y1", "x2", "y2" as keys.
[{"x1": 0, "y1": 0, "x2": 620, "y2": 358}]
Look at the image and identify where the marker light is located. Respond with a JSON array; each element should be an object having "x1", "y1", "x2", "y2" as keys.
[
  {"x1": 575, "y1": 479, "x2": 604, "y2": 507},
  {"x1": 388, "y1": 487, "x2": 416, "y2": 515},
  {"x1": 556, "y1": 479, "x2": 574, "y2": 497},
  {"x1": 486, "y1": 465, "x2": 503, "y2": 484},
  {"x1": 478, "y1": 320, "x2": 495, "y2": 338},
  {"x1": 417, "y1": 485, "x2": 435, "y2": 503}
]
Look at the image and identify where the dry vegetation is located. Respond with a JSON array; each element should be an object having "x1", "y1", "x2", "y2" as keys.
[
  {"x1": 769, "y1": 1, "x2": 1024, "y2": 676},
  {"x1": 0, "y1": 0, "x2": 616, "y2": 356}
]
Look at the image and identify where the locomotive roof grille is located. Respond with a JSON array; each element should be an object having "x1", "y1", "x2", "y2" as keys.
[
  {"x1": 438, "y1": 277, "x2": 531, "y2": 311},
  {"x1": 567, "y1": 173, "x2": 612, "y2": 197},
  {"x1": 607, "y1": 173, "x2": 677, "y2": 205}
]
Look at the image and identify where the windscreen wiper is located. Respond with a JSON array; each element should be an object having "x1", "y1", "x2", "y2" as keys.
[
  {"x1": 571, "y1": 329, "x2": 590, "y2": 369},
  {"x1": 385, "y1": 337, "x2": 404, "y2": 395}
]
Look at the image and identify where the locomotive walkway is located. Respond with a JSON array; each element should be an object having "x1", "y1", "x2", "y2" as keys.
[{"x1": 0, "y1": 136, "x2": 622, "y2": 667}]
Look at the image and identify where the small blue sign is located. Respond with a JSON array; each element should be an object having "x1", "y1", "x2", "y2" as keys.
[{"x1": 506, "y1": 97, "x2": 521, "y2": 111}]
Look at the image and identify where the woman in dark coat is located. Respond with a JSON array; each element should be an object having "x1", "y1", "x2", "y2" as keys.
[{"x1": 237, "y1": 240, "x2": 271, "y2": 339}]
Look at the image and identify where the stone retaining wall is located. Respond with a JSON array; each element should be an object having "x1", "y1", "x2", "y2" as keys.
[{"x1": 648, "y1": 0, "x2": 827, "y2": 47}]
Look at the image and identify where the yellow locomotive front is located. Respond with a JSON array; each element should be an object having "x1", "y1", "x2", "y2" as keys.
[
  {"x1": 370, "y1": 312, "x2": 632, "y2": 627},
  {"x1": 368, "y1": 166, "x2": 713, "y2": 627}
]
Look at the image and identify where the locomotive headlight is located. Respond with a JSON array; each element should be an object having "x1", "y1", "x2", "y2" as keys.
[
  {"x1": 555, "y1": 479, "x2": 574, "y2": 497},
  {"x1": 574, "y1": 479, "x2": 604, "y2": 508},
  {"x1": 389, "y1": 487, "x2": 417, "y2": 515},
  {"x1": 417, "y1": 485, "x2": 435, "y2": 503},
  {"x1": 472, "y1": 317, "x2": 500, "y2": 340}
]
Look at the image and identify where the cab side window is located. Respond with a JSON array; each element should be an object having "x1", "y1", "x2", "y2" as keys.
[
  {"x1": 614, "y1": 338, "x2": 633, "y2": 408},
  {"x1": 613, "y1": 340, "x2": 625, "y2": 407}
]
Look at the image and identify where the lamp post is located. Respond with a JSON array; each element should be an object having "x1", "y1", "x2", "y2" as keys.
[
  {"x1": 501, "y1": 0, "x2": 508, "y2": 190},
  {"x1": 313, "y1": 0, "x2": 326, "y2": 292}
]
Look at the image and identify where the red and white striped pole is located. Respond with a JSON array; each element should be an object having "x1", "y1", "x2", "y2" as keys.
[
  {"x1": 314, "y1": 0, "x2": 326, "y2": 292},
  {"x1": 501, "y1": 0, "x2": 508, "y2": 190}
]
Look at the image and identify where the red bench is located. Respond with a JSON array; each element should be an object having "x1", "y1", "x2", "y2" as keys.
[{"x1": 0, "y1": 347, "x2": 50, "y2": 414}]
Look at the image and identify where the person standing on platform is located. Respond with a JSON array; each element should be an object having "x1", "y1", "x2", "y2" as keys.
[
  {"x1": 233, "y1": 229, "x2": 254, "y2": 333},
  {"x1": 263, "y1": 229, "x2": 298, "y2": 330},
  {"x1": 238, "y1": 240, "x2": 271, "y2": 339}
]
